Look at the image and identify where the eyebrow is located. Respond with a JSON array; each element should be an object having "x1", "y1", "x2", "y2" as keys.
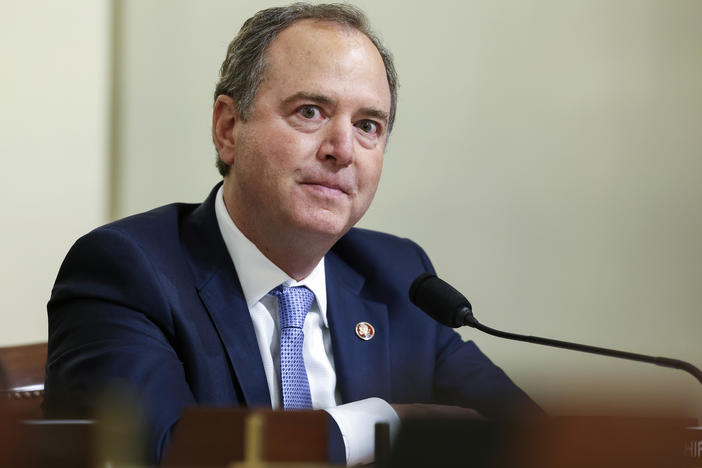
[
  {"x1": 283, "y1": 91, "x2": 334, "y2": 108},
  {"x1": 282, "y1": 91, "x2": 389, "y2": 125},
  {"x1": 359, "y1": 107, "x2": 389, "y2": 125}
]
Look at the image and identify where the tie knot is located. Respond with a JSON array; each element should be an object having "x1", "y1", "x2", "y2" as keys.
[{"x1": 271, "y1": 286, "x2": 315, "y2": 329}]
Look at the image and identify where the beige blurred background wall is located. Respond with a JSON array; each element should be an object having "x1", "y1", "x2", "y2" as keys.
[
  {"x1": 3, "y1": 0, "x2": 701, "y2": 416},
  {"x1": 1, "y1": 1, "x2": 110, "y2": 345}
]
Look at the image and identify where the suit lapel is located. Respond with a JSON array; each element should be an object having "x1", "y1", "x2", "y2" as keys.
[
  {"x1": 325, "y1": 253, "x2": 391, "y2": 403},
  {"x1": 181, "y1": 184, "x2": 271, "y2": 408}
]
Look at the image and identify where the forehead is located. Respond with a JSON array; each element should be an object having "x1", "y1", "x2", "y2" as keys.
[
  {"x1": 258, "y1": 19, "x2": 391, "y2": 111},
  {"x1": 271, "y1": 19, "x2": 368, "y2": 61}
]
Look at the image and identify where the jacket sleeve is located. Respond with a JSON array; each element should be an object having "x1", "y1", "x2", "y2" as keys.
[{"x1": 45, "y1": 227, "x2": 196, "y2": 464}]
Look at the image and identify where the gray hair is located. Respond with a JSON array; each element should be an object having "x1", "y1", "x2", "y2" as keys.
[{"x1": 214, "y1": 2, "x2": 398, "y2": 176}]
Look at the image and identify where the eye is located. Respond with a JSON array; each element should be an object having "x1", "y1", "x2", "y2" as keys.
[
  {"x1": 299, "y1": 105, "x2": 321, "y2": 119},
  {"x1": 357, "y1": 119, "x2": 379, "y2": 135}
]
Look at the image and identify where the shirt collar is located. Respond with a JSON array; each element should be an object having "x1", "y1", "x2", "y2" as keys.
[{"x1": 214, "y1": 185, "x2": 328, "y2": 326}]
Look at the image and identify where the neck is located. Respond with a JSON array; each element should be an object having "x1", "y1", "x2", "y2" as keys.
[
  {"x1": 246, "y1": 228, "x2": 330, "y2": 281},
  {"x1": 222, "y1": 191, "x2": 336, "y2": 282}
]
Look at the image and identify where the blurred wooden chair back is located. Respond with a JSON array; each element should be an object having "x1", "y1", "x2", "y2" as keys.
[{"x1": 0, "y1": 342, "x2": 47, "y2": 418}]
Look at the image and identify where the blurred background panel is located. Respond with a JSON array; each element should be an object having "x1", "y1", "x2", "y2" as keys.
[
  {"x1": 0, "y1": 0, "x2": 110, "y2": 345},
  {"x1": 2, "y1": 0, "x2": 700, "y2": 417}
]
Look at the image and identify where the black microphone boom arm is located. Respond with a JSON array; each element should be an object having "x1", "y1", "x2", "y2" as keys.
[
  {"x1": 468, "y1": 314, "x2": 702, "y2": 386},
  {"x1": 410, "y1": 273, "x2": 702, "y2": 386}
]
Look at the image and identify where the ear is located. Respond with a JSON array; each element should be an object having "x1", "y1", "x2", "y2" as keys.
[{"x1": 212, "y1": 95, "x2": 239, "y2": 166}]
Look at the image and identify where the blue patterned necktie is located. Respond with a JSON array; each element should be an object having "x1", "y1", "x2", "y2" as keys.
[{"x1": 271, "y1": 285, "x2": 315, "y2": 410}]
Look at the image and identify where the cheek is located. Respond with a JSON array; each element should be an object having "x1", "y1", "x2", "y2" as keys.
[
  {"x1": 236, "y1": 125, "x2": 287, "y2": 171},
  {"x1": 264, "y1": 125, "x2": 320, "y2": 168},
  {"x1": 359, "y1": 152, "x2": 384, "y2": 192}
]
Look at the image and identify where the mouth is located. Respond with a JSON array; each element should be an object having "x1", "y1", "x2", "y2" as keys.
[{"x1": 300, "y1": 180, "x2": 351, "y2": 197}]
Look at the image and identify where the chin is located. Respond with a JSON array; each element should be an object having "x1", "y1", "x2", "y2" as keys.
[{"x1": 292, "y1": 211, "x2": 354, "y2": 241}]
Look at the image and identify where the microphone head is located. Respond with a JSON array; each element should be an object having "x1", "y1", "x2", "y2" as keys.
[{"x1": 409, "y1": 273, "x2": 473, "y2": 328}]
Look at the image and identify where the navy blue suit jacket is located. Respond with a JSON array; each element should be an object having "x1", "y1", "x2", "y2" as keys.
[{"x1": 45, "y1": 184, "x2": 538, "y2": 464}]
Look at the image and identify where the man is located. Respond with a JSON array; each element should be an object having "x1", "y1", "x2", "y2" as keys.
[{"x1": 45, "y1": 3, "x2": 539, "y2": 465}]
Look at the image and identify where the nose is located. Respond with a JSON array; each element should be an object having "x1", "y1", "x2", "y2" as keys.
[{"x1": 318, "y1": 119, "x2": 354, "y2": 167}]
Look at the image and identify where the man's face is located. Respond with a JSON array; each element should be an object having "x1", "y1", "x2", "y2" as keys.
[{"x1": 221, "y1": 20, "x2": 391, "y2": 245}]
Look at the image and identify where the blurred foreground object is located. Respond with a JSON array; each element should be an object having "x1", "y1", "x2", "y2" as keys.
[
  {"x1": 385, "y1": 414, "x2": 699, "y2": 468},
  {"x1": 2, "y1": 398, "x2": 699, "y2": 466},
  {"x1": 164, "y1": 407, "x2": 330, "y2": 467}
]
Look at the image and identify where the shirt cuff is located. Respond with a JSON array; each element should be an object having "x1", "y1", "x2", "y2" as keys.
[{"x1": 324, "y1": 397, "x2": 400, "y2": 466}]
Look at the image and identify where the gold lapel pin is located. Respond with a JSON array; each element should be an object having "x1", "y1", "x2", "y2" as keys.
[{"x1": 355, "y1": 321, "x2": 375, "y2": 341}]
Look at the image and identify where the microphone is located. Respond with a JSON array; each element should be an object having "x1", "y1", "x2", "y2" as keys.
[
  {"x1": 408, "y1": 273, "x2": 476, "y2": 328},
  {"x1": 409, "y1": 273, "x2": 702, "y2": 386}
]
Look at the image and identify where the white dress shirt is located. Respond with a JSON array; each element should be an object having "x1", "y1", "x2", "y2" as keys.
[{"x1": 214, "y1": 186, "x2": 398, "y2": 465}]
